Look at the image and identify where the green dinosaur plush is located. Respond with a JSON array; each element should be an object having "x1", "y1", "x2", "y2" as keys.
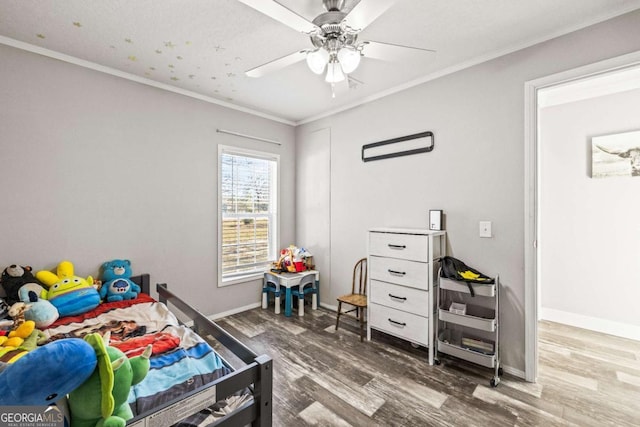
[
  {"x1": 68, "y1": 332, "x2": 151, "y2": 427},
  {"x1": 18, "y1": 328, "x2": 46, "y2": 350}
]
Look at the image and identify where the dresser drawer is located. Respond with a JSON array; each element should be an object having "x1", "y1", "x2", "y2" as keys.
[
  {"x1": 369, "y1": 303, "x2": 428, "y2": 345},
  {"x1": 369, "y1": 256, "x2": 429, "y2": 290},
  {"x1": 369, "y1": 232, "x2": 428, "y2": 261},
  {"x1": 370, "y1": 280, "x2": 429, "y2": 316}
]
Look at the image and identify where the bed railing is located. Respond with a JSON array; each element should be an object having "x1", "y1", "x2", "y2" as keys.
[
  {"x1": 156, "y1": 283, "x2": 257, "y2": 364},
  {"x1": 126, "y1": 276, "x2": 272, "y2": 427}
]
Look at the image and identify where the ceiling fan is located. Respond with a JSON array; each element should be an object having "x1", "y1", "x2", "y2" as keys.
[{"x1": 239, "y1": 0, "x2": 434, "y2": 95}]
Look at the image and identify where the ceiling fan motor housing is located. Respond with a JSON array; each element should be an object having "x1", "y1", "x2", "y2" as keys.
[
  {"x1": 311, "y1": 10, "x2": 358, "y2": 51},
  {"x1": 323, "y1": 0, "x2": 345, "y2": 12}
]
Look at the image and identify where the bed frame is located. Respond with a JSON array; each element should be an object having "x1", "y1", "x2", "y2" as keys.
[{"x1": 127, "y1": 274, "x2": 272, "y2": 427}]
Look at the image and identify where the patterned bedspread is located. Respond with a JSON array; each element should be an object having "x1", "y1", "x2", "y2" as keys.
[{"x1": 43, "y1": 294, "x2": 248, "y2": 424}]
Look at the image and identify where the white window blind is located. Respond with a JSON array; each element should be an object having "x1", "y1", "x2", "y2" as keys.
[{"x1": 219, "y1": 146, "x2": 278, "y2": 284}]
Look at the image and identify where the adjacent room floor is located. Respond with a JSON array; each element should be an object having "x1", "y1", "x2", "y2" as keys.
[{"x1": 211, "y1": 308, "x2": 640, "y2": 426}]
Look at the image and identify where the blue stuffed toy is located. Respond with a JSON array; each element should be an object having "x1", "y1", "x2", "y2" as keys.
[
  {"x1": 19, "y1": 283, "x2": 59, "y2": 329},
  {"x1": 100, "y1": 259, "x2": 140, "y2": 302},
  {"x1": 0, "y1": 338, "x2": 97, "y2": 406}
]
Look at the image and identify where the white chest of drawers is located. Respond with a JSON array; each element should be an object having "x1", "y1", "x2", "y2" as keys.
[{"x1": 367, "y1": 227, "x2": 446, "y2": 365}]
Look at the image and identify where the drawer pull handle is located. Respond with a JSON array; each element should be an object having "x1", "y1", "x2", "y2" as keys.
[
  {"x1": 388, "y1": 269, "x2": 406, "y2": 276},
  {"x1": 388, "y1": 244, "x2": 406, "y2": 250},
  {"x1": 388, "y1": 293, "x2": 407, "y2": 301},
  {"x1": 388, "y1": 318, "x2": 406, "y2": 327}
]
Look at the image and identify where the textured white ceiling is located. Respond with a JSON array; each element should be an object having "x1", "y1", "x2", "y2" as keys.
[{"x1": 1, "y1": 0, "x2": 639, "y2": 124}]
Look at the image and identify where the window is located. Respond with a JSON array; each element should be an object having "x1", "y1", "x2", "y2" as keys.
[{"x1": 218, "y1": 145, "x2": 278, "y2": 285}]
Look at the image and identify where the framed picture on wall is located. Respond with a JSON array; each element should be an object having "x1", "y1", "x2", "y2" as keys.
[{"x1": 591, "y1": 130, "x2": 640, "y2": 178}]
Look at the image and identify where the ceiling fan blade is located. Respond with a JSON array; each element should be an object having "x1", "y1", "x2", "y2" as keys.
[
  {"x1": 237, "y1": 0, "x2": 317, "y2": 33},
  {"x1": 331, "y1": 75, "x2": 364, "y2": 97},
  {"x1": 360, "y1": 41, "x2": 436, "y2": 60},
  {"x1": 331, "y1": 80, "x2": 351, "y2": 97},
  {"x1": 342, "y1": 0, "x2": 400, "y2": 31},
  {"x1": 246, "y1": 50, "x2": 308, "y2": 78},
  {"x1": 346, "y1": 75, "x2": 364, "y2": 90}
]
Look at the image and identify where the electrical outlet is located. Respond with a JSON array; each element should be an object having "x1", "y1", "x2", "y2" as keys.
[{"x1": 479, "y1": 221, "x2": 492, "y2": 238}]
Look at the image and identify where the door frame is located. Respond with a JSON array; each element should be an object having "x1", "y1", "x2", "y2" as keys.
[{"x1": 524, "y1": 50, "x2": 640, "y2": 382}]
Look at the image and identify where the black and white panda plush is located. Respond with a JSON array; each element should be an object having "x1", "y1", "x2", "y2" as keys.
[{"x1": 0, "y1": 265, "x2": 41, "y2": 306}]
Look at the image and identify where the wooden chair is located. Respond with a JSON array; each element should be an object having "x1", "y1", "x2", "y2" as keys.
[{"x1": 335, "y1": 258, "x2": 368, "y2": 341}]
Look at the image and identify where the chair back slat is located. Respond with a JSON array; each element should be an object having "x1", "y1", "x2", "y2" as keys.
[
  {"x1": 352, "y1": 258, "x2": 367, "y2": 295},
  {"x1": 298, "y1": 273, "x2": 316, "y2": 288},
  {"x1": 264, "y1": 273, "x2": 279, "y2": 287}
]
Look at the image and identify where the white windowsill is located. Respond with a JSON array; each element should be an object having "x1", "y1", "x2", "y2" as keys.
[{"x1": 219, "y1": 271, "x2": 265, "y2": 287}]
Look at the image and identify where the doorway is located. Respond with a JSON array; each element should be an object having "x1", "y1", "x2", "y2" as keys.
[{"x1": 524, "y1": 50, "x2": 640, "y2": 382}]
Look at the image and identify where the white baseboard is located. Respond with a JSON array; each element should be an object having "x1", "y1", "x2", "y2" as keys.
[
  {"x1": 208, "y1": 302, "x2": 262, "y2": 321},
  {"x1": 540, "y1": 307, "x2": 640, "y2": 341},
  {"x1": 320, "y1": 302, "x2": 338, "y2": 312},
  {"x1": 502, "y1": 365, "x2": 525, "y2": 379}
]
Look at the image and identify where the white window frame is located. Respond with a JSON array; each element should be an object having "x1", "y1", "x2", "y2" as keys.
[{"x1": 218, "y1": 145, "x2": 279, "y2": 286}]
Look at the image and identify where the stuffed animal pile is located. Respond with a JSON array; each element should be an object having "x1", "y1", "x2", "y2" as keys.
[
  {"x1": 0, "y1": 332, "x2": 150, "y2": 427},
  {"x1": 0, "y1": 259, "x2": 141, "y2": 333},
  {"x1": 0, "y1": 258, "x2": 147, "y2": 426}
]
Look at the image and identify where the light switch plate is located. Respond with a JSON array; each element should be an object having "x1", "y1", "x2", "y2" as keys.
[{"x1": 479, "y1": 221, "x2": 492, "y2": 238}]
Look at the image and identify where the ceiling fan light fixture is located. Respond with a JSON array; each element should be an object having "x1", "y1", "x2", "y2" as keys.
[
  {"x1": 325, "y1": 60, "x2": 345, "y2": 83},
  {"x1": 337, "y1": 47, "x2": 360, "y2": 74},
  {"x1": 306, "y1": 48, "x2": 329, "y2": 74}
]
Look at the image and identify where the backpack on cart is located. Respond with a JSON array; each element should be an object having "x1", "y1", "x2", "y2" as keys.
[{"x1": 440, "y1": 256, "x2": 494, "y2": 296}]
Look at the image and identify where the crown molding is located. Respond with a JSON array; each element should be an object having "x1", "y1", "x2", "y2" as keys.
[{"x1": 0, "y1": 35, "x2": 296, "y2": 126}]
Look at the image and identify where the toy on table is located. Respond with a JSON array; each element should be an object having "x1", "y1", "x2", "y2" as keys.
[
  {"x1": 68, "y1": 332, "x2": 151, "y2": 427},
  {"x1": 0, "y1": 264, "x2": 42, "y2": 305},
  {"x1": 296, "y1": 247, "x2": 314, "y2": 271},
  {"x1": 0, "y1": 337, "x2": 97, "y2": 406},
  {"x1": 273, "y1": 245, "x2": 299, "y2": 273},
  {"x1": 99, "y1": 259, "x2": 141, "y2": 302},
  {"x1": 273, "y1": 245, "x2": 313, "y2": 273},
  {"x1": 36, "y1": 261, "x2": 101, "y2": 317}
]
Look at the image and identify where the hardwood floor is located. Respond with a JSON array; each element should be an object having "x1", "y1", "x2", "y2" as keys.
[{"x1": 210, "y1": 307, "x2": 640, "y2": 426}]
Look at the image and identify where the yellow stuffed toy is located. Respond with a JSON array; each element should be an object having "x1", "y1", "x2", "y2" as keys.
[
  {"x1": 0, "y1": 319, "x2": 35, "y2": 348},
  {"x1": 0, "y1": 320, "x2": 45, "y2": 363},
  {"x1": 36, "y1": 261, "x2": 101, "y2": 317}
]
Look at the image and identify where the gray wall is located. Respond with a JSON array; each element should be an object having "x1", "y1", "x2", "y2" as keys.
[
  {"x1": 295, "y1": 10, "x2": 640, "y2": 373},
  {"x1": 0, "y1": 44, "x2": 296, "y2": 316},
  {"x1": 540, "y1": 88, "x2": 640, "y2": 337}
]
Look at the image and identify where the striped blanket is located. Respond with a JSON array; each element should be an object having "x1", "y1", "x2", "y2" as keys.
[{"x1": 43, "y1": 295, "x2": 246, "y2": 425}]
